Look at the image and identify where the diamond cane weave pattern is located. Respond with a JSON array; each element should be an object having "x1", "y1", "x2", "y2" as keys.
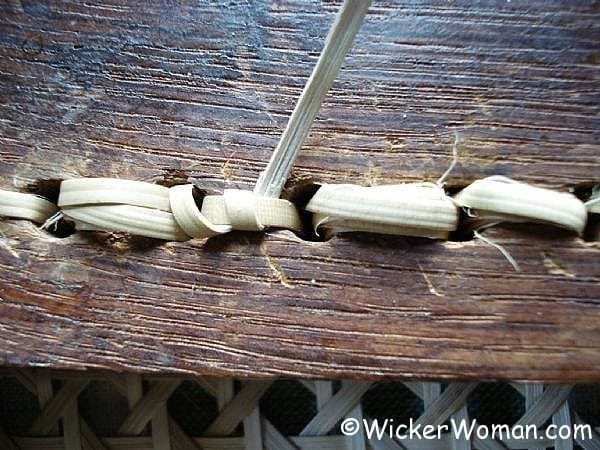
[{"x1": 0, "y1": 369, "x2": 598, "y2": 450}]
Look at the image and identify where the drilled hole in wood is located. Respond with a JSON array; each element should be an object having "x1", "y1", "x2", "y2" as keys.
[
  {"x1": 25, "y1": 178, "x2": 75, "y2": 238},
  {"x1": 448, "y1": 210, "x2": 476, "y2": 242},
  {"x1": 563, "y1": 184, "x2": 596, "y2": 242},
  {"x1": 283, "y1": 180, "x2": 330, "y2": 242},
  {"x1": 583, "y1": 214, "x2": 599, "y2": 242},
  {"x1": 445, "y1": 185, "x2": 477, "y2": 242},
  {"x1": 45, "y1": 218, "x2": 76, "y2": 238},
  {"x1": 572, "y1": 182, "x2": 597, "y2": 200},
  {"x1": 443, "y1": 184, "x2": 464, "y2": 197},
  {"x1": 191, "y1": 184, "x2": 207, "y2": 210},
  {"x1": 25, "y1": 178, "x2": 61, "y2": 204}
]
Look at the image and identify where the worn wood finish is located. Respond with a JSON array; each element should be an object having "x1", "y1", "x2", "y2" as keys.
[{"x1": 0, "y1": 1, "x2": 598, "y2": 381}]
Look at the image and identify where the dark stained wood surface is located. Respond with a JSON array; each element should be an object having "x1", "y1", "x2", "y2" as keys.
[{"x1": 0, "y1": 0, "x2": 598, "y2": 381}]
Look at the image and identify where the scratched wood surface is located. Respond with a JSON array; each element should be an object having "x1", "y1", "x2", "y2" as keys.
[{"x1": 0, "y1": 0, "x2": 598, "y2": 381}]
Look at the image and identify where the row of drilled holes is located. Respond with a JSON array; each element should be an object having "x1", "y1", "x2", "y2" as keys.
[{"x1": 20, "y1": 178, "x2": 599, "y2": 243}]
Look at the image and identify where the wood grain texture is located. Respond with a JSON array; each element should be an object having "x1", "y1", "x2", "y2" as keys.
[{"x1": 0, "y1": 0, "x2": 598, "y2": 381}]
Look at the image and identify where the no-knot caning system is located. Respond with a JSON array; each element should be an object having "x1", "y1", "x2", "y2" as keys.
[{"x1": 0, "y1": 0, "x2": 598, "y2": 270}]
